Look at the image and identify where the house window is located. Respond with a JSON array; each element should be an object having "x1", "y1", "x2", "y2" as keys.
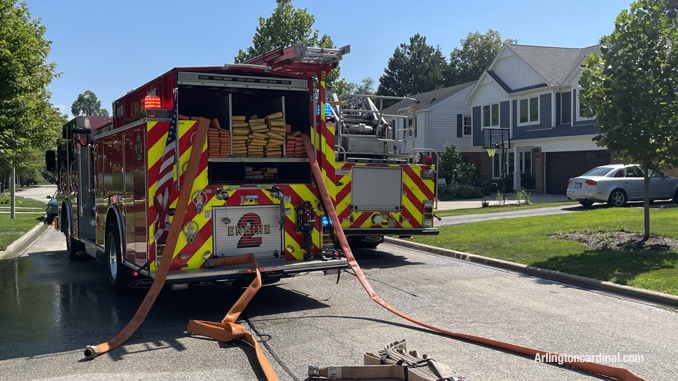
[
  {"x1": 463, "y1": 115, "x2": 472, "y2": 135},
  {"x1": 576, "y1": 88, "x2": 594, "y2": 121},
  {"x1": 482, "y1": 103, "x2": 499, "y2": 127},
  {"x1": 518, "y1": 96, "x2": 539, "y2": 125}
]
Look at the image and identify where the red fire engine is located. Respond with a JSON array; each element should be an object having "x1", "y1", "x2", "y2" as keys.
[{"x1": 46, "y1": 43, "x2": 439, "y2": 294}]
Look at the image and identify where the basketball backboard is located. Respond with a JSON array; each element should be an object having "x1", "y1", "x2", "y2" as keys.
[{"x1": 482, "y1": 128, "x2": 510, "y2": 149}]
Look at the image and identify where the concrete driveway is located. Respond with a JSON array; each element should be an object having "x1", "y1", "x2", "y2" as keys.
[{"x1": 15, "y1": 184, "x2": 57, "y2": 203}]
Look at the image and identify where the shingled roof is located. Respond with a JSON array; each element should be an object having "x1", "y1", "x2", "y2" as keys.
[
  {"x1": 505, "y1": 44, "x2": 602, "y2": 86},
  {"x1": 382, "y1": 81, "x2": 476, "y2": 115}
]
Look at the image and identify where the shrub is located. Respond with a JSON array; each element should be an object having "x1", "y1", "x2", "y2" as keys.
[
  {"x1": 456, "y1": 162, "x2": 478, "y2": 187},
  {"x1": 450, "y1": 185, "x2": 483, "y2": 199},
  {"x1": 0, "y1": 193, "x2": 9, "y2": 205}
]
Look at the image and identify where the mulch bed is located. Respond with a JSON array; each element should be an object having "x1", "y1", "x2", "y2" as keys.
[{"x1": 549, "y1": 231, "x2": 678, "y2": 251}]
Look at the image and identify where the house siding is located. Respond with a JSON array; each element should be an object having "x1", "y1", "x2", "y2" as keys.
[
  {"x1": 474, "y1": 81, "x2": 508, "y2": 104},
  {"x1": 555, "y1": 92, "x2": 561, "y2": 126},
  {"x1": 428, "y1": 86, "x2": 475, "y2": 152},
  {"x1": 540, "y1": 93, "x2": 552, "y2": 128},
  {"x1": 472, "y1": 106, "x2": 482, "y2": 146},
  {"x1": 500, "y1": 101, "x2": 510, "y2": 128},
  {"x1": 414, "y1": 112, "x2": 427, "y2": 148},
  {"x1": 561, "y1": 91, "x2": 571, "y2": 125},
  {"x1": 493, "y1": 54, "x2": 546, "y2": 89}
]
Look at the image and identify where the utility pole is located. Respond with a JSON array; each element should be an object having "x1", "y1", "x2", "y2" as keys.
[{"x1": 10, "y1": 167, "x2": 15, "y2": 219}]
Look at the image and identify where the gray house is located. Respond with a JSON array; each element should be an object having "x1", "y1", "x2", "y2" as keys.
[
  {"x1": 466, "y1": 43, "x2": 607, "y2": 194},
  {"x1": 383, "y1": 81, "x2": 481, "y2": 174}
]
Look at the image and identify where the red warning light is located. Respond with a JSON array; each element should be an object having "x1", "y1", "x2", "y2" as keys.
[{"x1": 143, "y1": 95, "x2": 161, "y2": 109}]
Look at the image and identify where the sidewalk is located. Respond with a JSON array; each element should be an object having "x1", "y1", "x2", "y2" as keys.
[{"x1": 435, "y1": 193, "x2": 569, "y2": 211}]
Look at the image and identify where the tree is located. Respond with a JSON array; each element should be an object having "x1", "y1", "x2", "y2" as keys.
[
  {"x1": 448, "y1": 30, "x2": 517, "y2": 86},
  {"x1": 439, "y1": 144, "x2": 462, "y2": 183},
  {"x1": 580, "y1": 0, "x2": 678, "y2": 239},
  {"x1": 234, "y1": 0, "x2": 343, "y2": 90},
  {"x1": 0, "y1": 1, "x2": 63, "y2": 214},
  {"x1": 377, "y1": 34, "x2": 447, "y2": 102},
  {"x1": 0, "y1": 0, "x2": 61, "y2": 153},
  {"x1": 71, "y1": 90, "x2": 109, "y2": 116},
  {"x1": 346, "y1": 77, "x2": 375, "y2": 95}
]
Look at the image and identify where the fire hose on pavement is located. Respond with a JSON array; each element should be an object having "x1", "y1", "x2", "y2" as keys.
[
  {"x1": 81, "y1": 123, "x2": 646, "y2": 381},
  {"x1": 299, "y1": 133, "x2": 645, "y2": 381}
]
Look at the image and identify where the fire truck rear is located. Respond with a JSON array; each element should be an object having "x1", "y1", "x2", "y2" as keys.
[{"x1": 47, "y1": 45, "x2": 353, "y2": 294}]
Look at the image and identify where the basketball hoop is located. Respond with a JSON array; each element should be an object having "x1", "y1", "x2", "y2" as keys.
[{"x1": 486, "y1": 147, "x2": 497, "y2": 157}]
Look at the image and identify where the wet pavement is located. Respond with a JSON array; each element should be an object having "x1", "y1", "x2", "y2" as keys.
[{"x1": 1, "y1": 227, "x2": 676, "y2": 380}]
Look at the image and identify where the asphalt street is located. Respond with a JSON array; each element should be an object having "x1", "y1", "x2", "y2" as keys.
[{"x1": 0, "y1": 227, "x2": 675, "y2": 380}]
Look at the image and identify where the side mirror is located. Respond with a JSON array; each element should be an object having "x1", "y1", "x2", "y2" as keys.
[{"x1": 45, "y1": 150, "x2": 56, "y2": 172}]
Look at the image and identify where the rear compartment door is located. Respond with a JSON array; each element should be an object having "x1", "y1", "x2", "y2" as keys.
[{"x1": 213, "y1": 205, "x2": 283, "y2": 258}]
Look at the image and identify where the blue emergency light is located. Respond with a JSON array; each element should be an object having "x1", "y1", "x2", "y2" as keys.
[{"x1": 317, "y1": 104, "x2": 332, "y2": 115}]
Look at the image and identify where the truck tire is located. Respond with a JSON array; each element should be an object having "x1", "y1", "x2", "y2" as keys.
[
  {"x1": 351, "y1": 236, "x2": 383, "y2": 249},
  {"x1": 106, "y1": 223, "x2": 133, "y2": 295}
]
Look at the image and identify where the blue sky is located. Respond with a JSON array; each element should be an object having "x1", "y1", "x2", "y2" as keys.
[{"x1": 25, "y1": 0, "x2": 631, "y2": 117}]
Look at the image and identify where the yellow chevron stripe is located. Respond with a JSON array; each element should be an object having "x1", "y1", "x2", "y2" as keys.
[
  {"x1": 285, "y1": 231, "x2": 303, "y2": 260},
  {"x1": 187, "y1": 237, "x2": 213, "y2": 269}
]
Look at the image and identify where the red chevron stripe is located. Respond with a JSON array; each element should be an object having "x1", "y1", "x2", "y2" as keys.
[
  {"x1": 171, "y1": 221, "x2": 212, "y2": 271},
  {"x1": 400, "y1": 205, "x2": 421, "y2": 228},
  {"x1": 335, "y1": 182, "x2": 351, "y2": 205},
  {"x1": 404, "y1": 166, "x2": 434, "y2": 200},
  {"x1": 404, "y1": 182, "x2": 424, "y2": 212},
  {"x1": 147, "y1": 121, "x2": 167, "y2": 150},
  {"x1": 351, "y1": 212, "x2": 372, "y2": 228}
]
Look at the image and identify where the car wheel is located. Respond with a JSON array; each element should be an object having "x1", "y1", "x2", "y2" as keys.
[
  {"x1": 106, "y1": 223, "x2": 133, "y2": 295},
  {"x1": 607, "y1": 189, "x2": 627, "y2": 207},
  {"x1": 579, "y1": 201, "x2": 594, "y2": 208}
]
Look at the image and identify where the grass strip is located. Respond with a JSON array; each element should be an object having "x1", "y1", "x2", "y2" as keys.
[
  {"x1": 0, "y1": 195, "x2": 49, "y2": 208},
  {"x1": 0, "y1": 213, "x2": 44, "y2": 251},
  {"x1": 410, "y1": 207, "x2": 678, "y2": 296},
  {"x1": 435, "y1": 201, "x2": 577, "y2": 217}
]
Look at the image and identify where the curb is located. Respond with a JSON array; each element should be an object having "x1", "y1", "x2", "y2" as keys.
[
  {"x1": 0, "y1": 221, "x2": 51, "y2": 261},
  {"x1": 384, "y1": 237, "x2": 678, "y2": 308}
]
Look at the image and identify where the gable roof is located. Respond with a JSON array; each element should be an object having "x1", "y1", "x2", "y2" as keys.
[
  {"x1": 382, "y1": 81, "x2": 476, "y2": 115},
  {"x1": 505, "y1": 44, "x2": 601, "y2": 86}
]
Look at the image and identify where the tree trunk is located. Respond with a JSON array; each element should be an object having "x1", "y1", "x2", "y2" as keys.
[
  {"x1": 643, "y1": 163, "x2": 650, "y2": 240},
  {"x1": 10, "y1": 167, "x2": 15, "y2": 220}
]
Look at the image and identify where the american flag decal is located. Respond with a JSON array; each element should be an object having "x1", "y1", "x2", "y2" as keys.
[{"x1": 154, "y1": 94, "x2": 178, "y2": 242}]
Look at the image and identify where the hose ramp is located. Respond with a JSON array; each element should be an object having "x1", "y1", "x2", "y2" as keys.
[{"x1": 299, "y1": 133, "x2": 645, "y2": 381}]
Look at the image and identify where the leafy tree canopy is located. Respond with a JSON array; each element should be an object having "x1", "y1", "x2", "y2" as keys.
[
  {"x1": 580, "y1": 0, "x2": 678, "y2": 238},
  {"x1": 234, "y1": 0, "x2": 343, "y2": 90},
  {"x1": 345, "y1": 77, "x2": 375, "y2": 95},
  {"x1": 448, "y1": 30, "x2": 517, "y2": 86},
  {"x1": 377, "y1": 34, "x2": 447, "y2": 100},
  {"x1": 0, "y1": 0, "x2": 61, "y2": 155},
  {"x1": 439, "y1": 144, "x2": 462, "y2": 182},
  {"x1": 71, "y1": 90, "x2": 109, "y2": 117}
]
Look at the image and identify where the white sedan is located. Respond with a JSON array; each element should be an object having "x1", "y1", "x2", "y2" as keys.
[{"x1": 566, "y1": 164, "x2": 678, "y2": 207}]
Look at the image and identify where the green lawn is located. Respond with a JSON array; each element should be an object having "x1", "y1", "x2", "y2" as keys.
[
  {"x1": 0, "y1": 213, "x2": 44, "y2": 251},
  {"x1": 0, "y1": 195, "x2": 48, "y2": 208},
  {"x1": 0, "y1": 196, "x2": 48, "y2": 251},
  {"x1": 409, "y1": 207, "x2": 678, "y2": 296},
  {"x1": 436, "y1": 201, "x2": 577, "y2": 217}
]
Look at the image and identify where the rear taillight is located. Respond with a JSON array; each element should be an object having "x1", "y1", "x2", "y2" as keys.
[{"x1": 585, "y1": 180, "x2": 597, "y2": 185}]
